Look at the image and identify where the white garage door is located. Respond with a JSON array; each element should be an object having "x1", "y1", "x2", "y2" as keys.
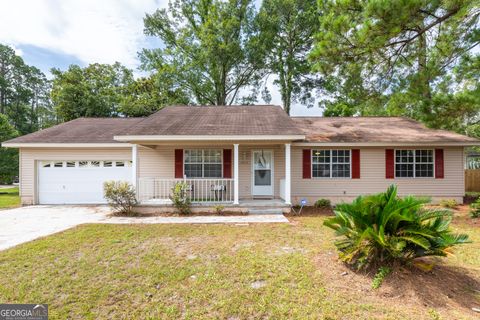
[{"x1": 38, "y1": 160, "x2": 132, "y2": 204}]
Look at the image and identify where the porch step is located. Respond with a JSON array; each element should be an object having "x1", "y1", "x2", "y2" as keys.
[
  {"x1": 239, "y1": 200, "x2": 288, "y2": 208},
  {"x1": 248, "y1": 208, "x2": 284, "y2": 215}
]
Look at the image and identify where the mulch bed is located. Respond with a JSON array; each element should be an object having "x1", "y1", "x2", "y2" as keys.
[{"x1": 286, "y1": 206, "x2": 334, "y2": 216}]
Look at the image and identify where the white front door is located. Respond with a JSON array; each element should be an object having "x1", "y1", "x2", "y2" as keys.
[{"x1": 252, "y1": 150, "x2": 274, "y2": 196}]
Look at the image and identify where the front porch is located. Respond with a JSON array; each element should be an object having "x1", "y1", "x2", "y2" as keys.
[
  {"x1": 131, "y1": 142, "x2": 293, "y2": 210},
  {"x1": 138, "y1": 196, "x2": 290, "y2": 214}
]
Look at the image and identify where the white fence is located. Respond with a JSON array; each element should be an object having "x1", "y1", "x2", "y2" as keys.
[{"x1": 138, "y1": 178, "x2": 234, "y2": 203}]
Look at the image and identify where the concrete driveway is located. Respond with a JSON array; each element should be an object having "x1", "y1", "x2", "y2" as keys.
[
  {"x1": 0, "y1": 206, "x2": 288, "y2": 251},
  {"x1": 0, "y1": 205, "x2": 111, "y2": 251}
]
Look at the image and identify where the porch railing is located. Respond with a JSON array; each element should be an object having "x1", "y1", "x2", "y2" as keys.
[{"x1": 138, "y1": 178, "x2": 234, "y2": 203}]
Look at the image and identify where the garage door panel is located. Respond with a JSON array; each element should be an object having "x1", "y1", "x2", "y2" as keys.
[{"x1": 38, "y1": 162, "x2": 132, "y2": 204}]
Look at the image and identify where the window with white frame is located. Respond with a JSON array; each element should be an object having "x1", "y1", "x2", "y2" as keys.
[
  {"x1": 395, "y1": 149, "x2": 433, "y2": 178},
  {"x1": 184, "y1": 149, "x2": 222, "y2": 178},
  {"x1": 312, "y1": 149, "x2": 351, "y2": 178}
]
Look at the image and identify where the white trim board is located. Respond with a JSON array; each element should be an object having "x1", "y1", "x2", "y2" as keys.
[
  {"x1": 114, "y1": 135, "x2": 306, "y2": 142},
  {"x1": 293, "y1": 142, "x2": 480, "y2": 147},
  {"x1": 4, "y1": 140, "x2": 478, "y2": 148},
  {"x1": 2, "y1": 143, "x2": 132, "y2": 148}
]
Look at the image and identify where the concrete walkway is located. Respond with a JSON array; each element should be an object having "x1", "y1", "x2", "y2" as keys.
[
  {"x1": 102, "y1": 214, "x2": 288, "y2": 224},
  {"x1": 0, "y1": 205, "x2": 288, "y2": 251}
]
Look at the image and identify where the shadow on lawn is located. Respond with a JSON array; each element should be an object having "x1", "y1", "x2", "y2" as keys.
[
  {"x1": 385, "y1": 263, "x2": 480, "y2": 310},
  {"x1": 316, "y1": 251, "x2": 480, "y2": 316}
]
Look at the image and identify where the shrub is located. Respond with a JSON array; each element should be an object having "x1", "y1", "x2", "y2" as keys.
[
  {"x1": 470, "y1": 198, "x2": 480, "y2": 218},
  {"x1": 323, "y1": 185, "x2": 470, "y2": 270},
  {"x1": 439, "y1": 199, "x2": 458, "y2": 209},
  {"x1": 103, "y1": 181, "x2": 138, "y2": 216},
  {"x1": 314, "y1": 198, "x2": 331, "y2": 209},
  {"x1": 465, "y1": 191, "x2": 480, "y2": 198},
  {"x1": 213, "y1": 204, "x2": 225, "y2": 215},
  {"x1": 170, "y1": 182, "x2": 191, "y2": 215}
]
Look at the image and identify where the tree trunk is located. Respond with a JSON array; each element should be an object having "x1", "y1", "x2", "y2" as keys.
[
  {"x1": 0, "y1": 62, "x2": 4, "y2": 114},
  {"x1": 417, "y1": 26, "x2": 431, "y2": 100}
]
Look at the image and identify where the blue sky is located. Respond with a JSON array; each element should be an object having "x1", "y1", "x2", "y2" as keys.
[{"x1": 0, "y1": 0, "x2": 321, "y2": 116}]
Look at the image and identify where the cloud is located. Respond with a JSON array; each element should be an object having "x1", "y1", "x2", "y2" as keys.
[
  {"x1": 0, "y1": 0, "x2": 322, "y2": 115},
  {"x1": 0, "y1": 0, "x2": 165, "y2": 68}
]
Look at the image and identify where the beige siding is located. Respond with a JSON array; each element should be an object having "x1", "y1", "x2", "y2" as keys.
[
  {"x1": 138, "y1": 146, "x2": 175, "y2": 179},
  {"x1": 291, "y1": 147, "x2": 465, "y2": 204},
  {"x1": 20, "y1": 144, "x2": 465, "y2": 205},
  {"x1": 20, "y1": 148, "x2": 132, "y2": 204}
]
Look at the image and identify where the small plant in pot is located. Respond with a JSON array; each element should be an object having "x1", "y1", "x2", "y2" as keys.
[{"x1": 323, "y1": 185, "x2": 470, "y2": 286}]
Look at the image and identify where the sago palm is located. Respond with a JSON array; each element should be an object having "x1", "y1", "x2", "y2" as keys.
[{"x1": 324, "y1": 185, "x2": 470, "y2": 270}]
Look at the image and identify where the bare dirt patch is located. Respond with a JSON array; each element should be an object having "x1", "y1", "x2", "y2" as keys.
[
  {"x1": 315, "y1": 250, "x2": 480, "y2": 319},
  {"x1": 231, "y1": 240, "x2": 255, "y2": 252},
  {"x1": 425, "y1": 204, "x2": 480, "y2": 227},
  {"x1": 452, "y1": 205, "x2": 480, "y2": 227}
]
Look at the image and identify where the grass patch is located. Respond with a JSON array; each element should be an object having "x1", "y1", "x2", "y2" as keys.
[
  {"x1": 0, "y1": 187, "x2": 20, "y2": 209},
  {"x1": 0, "y1": 208, "x2": 478, "y2": 319}
]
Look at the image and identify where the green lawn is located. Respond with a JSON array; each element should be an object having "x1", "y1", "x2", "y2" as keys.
[
  {"x1": 0, "y1": 210, "x2": 478, "y2": 319},
  {"x1": 0, "y1": 187, "x2": 20, "y2": 209}
]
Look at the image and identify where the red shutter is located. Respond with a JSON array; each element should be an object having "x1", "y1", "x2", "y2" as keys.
[
  {"x1": 351, "y1": 149, "x2": 360, "y2": 179},
  {"x1": 385, "y1": 149, "x2": 395, "y2": 179},
  {"x1": 223, "y1": 149, "x2": 232, "y2": 178},
  {"x1": 435, "y1": 149, "x2": 444, "y2": 179},
  {"x1": 303, "y1": 149, "x2": 311, "y2": 179},
  {"x1": 174, "y1": 149, "x2": 183, "y2": 178}
]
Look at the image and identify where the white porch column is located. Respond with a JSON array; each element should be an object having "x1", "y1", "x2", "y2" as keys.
[
  {"x1": 233, "y1": 143, "x2": 239, "y2": 205},
  {"x1": 285, "y1": 143, "x2": 291, "y2": 205},
  {"x1": 131, "y1": 144, "x2": 138, "y2": 191}
]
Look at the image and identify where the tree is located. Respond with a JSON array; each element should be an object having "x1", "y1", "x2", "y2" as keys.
[
  {"x1": 427, "y1": 53, "x2": 480, "y2": 135},
  {"x1": 119, "y1": 73, "x2": 190, "y2": 117},
  {"x1": 51, "y1": 63, "x2": 134, "y2": 121},
  {"x1": 0, "y1": 44, "x2": 53, "y2": 134},
  {"x1": 311, "y1": 0, "x2": 480, "y2": 124},
  {"x1": 141, "y1": 0, "x2": 265, "y2": 105},
  {"x1": 26, "y1": 66, "x2": 55, "y2": 131},
  {"x1": 257, "y1": 0, "x2": 321, "y2": 114},
  {"x1": 51, "y1": 62, "x2": 189, "y2": 120},
  {"x1": 0, "y1": 114, "x2": 19, "y2": 184}
]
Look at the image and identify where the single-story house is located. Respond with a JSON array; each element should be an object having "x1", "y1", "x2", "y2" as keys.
[{"x1": 3, "y1": 105, "x2": 479, "y2": 209}]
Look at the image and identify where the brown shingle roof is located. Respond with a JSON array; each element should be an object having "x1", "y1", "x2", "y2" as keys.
[
  {"x1": 123, "y1": 105, "x2": 304, "y2": 136},
  {"x1": 3, "y1": 117, "x2": 144, "y2": 144},
  {"x1": 292, "y1": 116, "x2": 479, "y2": 143},
  {"x1": 3, "y1": 107, "x2": 478, "y2": 145}
]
